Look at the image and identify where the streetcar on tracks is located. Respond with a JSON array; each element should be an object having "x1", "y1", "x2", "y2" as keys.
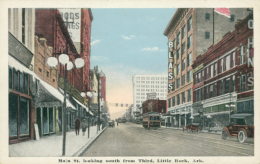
[{"x1": 142, "y1": 112, "x2": 161, "y2": 129}]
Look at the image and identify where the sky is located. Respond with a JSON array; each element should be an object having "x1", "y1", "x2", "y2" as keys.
[{"x1": 89, "y1": 9, "x2": 177, "y2": 119}]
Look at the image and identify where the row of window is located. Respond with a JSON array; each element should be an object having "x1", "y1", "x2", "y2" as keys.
[
  {"x1": 136, "y1": 81, "x2": 167, "y2": 84},
  {"x1": 171, "y1": 71, "x2": 192, "y2": 91},
  {"x1": 136, "y1": 77, "x2": 167, "y2": 81},
  {"x1": 194, "y1": 72, "x2": 253, "y2": 102},
  {"x1": 205, "y1": 12, "x2": 235, "y2": 22},
  {"x1": 135, "y1": 85, "x2": 168, "y2": 88},
  {"x1": 194, "y1": 41, "x2": 253, "y2": 85},
  {"x1": 136, "y1": 89, "x2": 168, "y2": 92},
  {"x1": 170, "y1": 52, "x2": 192, "y2": 78},
  {"x1": 168, "y1": 89, "x2": 192, "y2": 108},
  {"x1": 9, "y1": 67, "x2": 29, "y2": 95}
]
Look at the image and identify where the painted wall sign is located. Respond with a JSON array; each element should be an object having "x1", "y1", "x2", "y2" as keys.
[{"x1": 193, "y1": 63, "x2": 204, "y2": 73}]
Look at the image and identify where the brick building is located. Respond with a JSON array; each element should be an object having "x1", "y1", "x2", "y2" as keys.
[
  {"x1": 164, "y1": 8, "x2": 251, "y2": 128},
  {"x1": 192, "y1": 13, "x2": 254, "y2": 129},
  {"x1": 142, "y1": 100, "x2": 166, "y2": 115}
]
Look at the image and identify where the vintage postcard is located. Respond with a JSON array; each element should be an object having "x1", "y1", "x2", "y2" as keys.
[{"x1": 0, "y1": 0, "x2": 259, "y2": 164}]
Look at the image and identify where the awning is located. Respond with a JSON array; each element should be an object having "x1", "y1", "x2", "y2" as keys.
[
  {"x1": 9, "y1": 55, "x2": 75, "y2": 109},
  {"x1": 72, "y1": 97, "x2": 88, "y2": 112}
]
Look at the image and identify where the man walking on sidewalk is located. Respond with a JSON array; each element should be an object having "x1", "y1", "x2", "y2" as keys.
[{"x1": 75, "y1": 116, "x2": 81, "y2": 135}]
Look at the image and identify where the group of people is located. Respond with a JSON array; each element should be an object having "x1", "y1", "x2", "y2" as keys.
[{"x1": 74, "y1": 117, "x2": 88, "y2": 136}]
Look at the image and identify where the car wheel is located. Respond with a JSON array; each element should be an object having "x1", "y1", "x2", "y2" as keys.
[
  {"x1": 222, "y1": 131, "x2": 227, "y2": 140},
  {"x1": 238, "y1": 130, "x2": 247, "y2": 143}
]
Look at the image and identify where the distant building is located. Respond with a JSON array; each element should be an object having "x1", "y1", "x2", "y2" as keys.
[
  {"x1": 164, "y1": 8, "x2": 251, "y2": 128},
  {"x1": 132, "y1": 74, "x2": 168, "y2": 116}
]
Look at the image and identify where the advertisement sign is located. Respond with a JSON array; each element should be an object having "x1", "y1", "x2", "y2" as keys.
[{"x1": 147, "y1": 92, "x2": 156, "y2": 99}]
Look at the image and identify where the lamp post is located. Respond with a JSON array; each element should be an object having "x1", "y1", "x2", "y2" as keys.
[
  {"x1": 47, "y1": 54, "x2": 85, "y2": 156},
  {"x1": 81, "y1": 91, "x2": 93, "y2": 139}
]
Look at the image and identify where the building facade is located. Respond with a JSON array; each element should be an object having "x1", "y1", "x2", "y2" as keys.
[
  {"x1": 192, "y1": 13, "x2": 254, "y2": 129},
  {"x1": 132, "y1": 74, "x2": 168, "y2": 116},
  {"x1": 8, "y1": 8, "x2": 36, "y2": 144},
  {"x1": 164, "y1": 8, "x2": 251, "y2": 128}
]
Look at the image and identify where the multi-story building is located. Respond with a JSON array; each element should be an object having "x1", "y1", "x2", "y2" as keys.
[
  {"x1": 192, "y1": 13, "x2": 253, "y2": 129},
  {"x1": 164, "y1": 8, "x2": 251, "y2": 128},
  {"x1": 8, "y1": 8, "x2": 36, "y2": 144},
  {"x1": 132, "y1": 74, "x2": 168, "y2": 116},
  {"x1": 99, "y1": 70, "x2": 107, "y2": 113}
]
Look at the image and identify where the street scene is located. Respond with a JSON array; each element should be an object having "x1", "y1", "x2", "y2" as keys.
[
  {"x1": 83, "y1": 123, "x2": 254, "y2": 156},
  {"x1": 6, "y1": 6, "x2": 255, "y2": 163}
]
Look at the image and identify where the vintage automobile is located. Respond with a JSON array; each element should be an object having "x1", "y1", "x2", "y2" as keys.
[
  {"x1": 108, "y1": 120, "x2": 115, "y2": 128},
  {"x1": 222, "y1": 113, "x2": 254, "y2": 143},
  {"x1": 183, "y1": 123, "x2": 200, "y2": 133}
]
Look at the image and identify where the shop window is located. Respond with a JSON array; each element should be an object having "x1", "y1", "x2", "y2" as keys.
[
  {"x1": 9, "y1": 94, "x2": 18, "y2": 137},
  {"x1": 14, "y1": 70, "x2": 19, "y2": 91}
]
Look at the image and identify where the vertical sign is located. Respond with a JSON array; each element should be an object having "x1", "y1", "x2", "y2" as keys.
[{"x1": 168, "y1": 41, "x2": 173, "y2": 90}]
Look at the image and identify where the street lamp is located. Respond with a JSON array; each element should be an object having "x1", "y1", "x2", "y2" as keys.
[
  {"x1": 80, "y1": 91, "x2": 93, "y2": 139},
  {"x1": 47, "y1": 54, "x2": 85, "y2": 156}
]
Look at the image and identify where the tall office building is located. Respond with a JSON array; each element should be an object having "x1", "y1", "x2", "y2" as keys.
[{"x1": 132, "y1": 74, "x2": 168, "y2": 116}]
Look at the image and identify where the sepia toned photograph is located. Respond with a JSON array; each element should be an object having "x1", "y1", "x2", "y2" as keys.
[{"x1": 1, "y1": 1, "x2": 259, "y2": 163}]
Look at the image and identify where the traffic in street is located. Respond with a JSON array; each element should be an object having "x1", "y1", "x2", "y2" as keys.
[{"x1": 82, "y1": 123, "x2": 254, "y2": 156}]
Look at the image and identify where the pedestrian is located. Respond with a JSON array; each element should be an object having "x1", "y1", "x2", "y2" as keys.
[
  {"x1": 81, "y1": 118, "x2": 88, "y2": 136},
  {"x1": 74, "y1": 116, "x2": 81, "y2": 135}
]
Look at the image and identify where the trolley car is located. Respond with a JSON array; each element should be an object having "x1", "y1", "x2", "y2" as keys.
[{"x1": 143, "y1": 112, "x2": 161, "y2": 129}]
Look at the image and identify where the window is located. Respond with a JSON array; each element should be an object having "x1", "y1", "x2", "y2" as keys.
[
  {"x1": 195, "y1": 90, "x2": 197, "y2": 102},
  {"x1": 240, "y1": 45, "x2": 244, "y2": 64},
  {"x1": 226, "y1": 54, "x2": 230, "y2": 70},
  {"x1": 141, "y1": 81, "x2": 145, "y2": 83},
  {"x1": 182, "y1": 26, "x2": 186, "y2": 39},
  {"x1": 210, "y1": 84, "x2": 213, "y2": 98},
  {"x1": 210, "y1": 65, "x2": 213, "y2": 78},
  {"x1": 182, "y1": 92, "x2": 185, "y2": 103},
  {"x1": 46, "y1": 71, "x2": 49, "y2": 77},
  {"x1": 177, "y1": 64, "x2": 180, "y2": 74},
  {"x1": 177, "y1": 78, "x2": 180, "y2": 88},
  {"x1": 221, "y1": 58, "x2": 224, "y2": 73},
  {"x1": 206, "y1": 86, "x2": 208, "y2": 99},
  {"x1": 198, "y1": 72, "x2": 201, "y2": 83},
  {"x1": 221, "y1": 80, "x2": 224, "y2": 95},
  {"x1": 201, "y1": 70, "x2": 204, "y2": 81},
  {"x1": 141, "y1": 77, "x2": 145, "y2": 80},
  {"x1": 205, "y1": 32, "x2": 210, "y2": 39},
  {"x1": 188, "y1": 16, "x2": 192, "y2": 31},
  {"x1": 177, "y1": 32, "x2": 180, "y2": 45},
  {"x1": 22, "y1": 8, "x2": 25, "y2": 44},
  {"x1": 187, "y1": 71, "x2": 192, "y2": 82},
  {"x1": 232, "y1": 52, "x2": 236, "y2": 67},
  {"x1": 187, "y1": 89, "x2": 191, "y2": 101},
  {"x1": 172, "y1": 81, "x2": 175, "y2": 91},
  {"x1": 182, "y1": 74, "x2": 185, "y2": 85},
  {"x1": 146, "y1": 81, "x2": 150, "y2": 84},
  {"x1": 182, "y1": 58, "x2": 186, "y2": 70},
  {"x1": 205, "y1": 13, "x2": 210, "y2": 20},
  {"x1": 230, "y1": 14, "x2": 235, "y2": 22},
  {"x1": 177, "y1": 49, "x2": 180, "y2": 60},
  {"x1": 172, "y1": 39, "x2": 176, "y2": 50},
  {"x1": 9, "y1": 67, "x2": 13, "y2": 89},
  {"x1": 146, "y1": 77, "x2": 150, "y2": 80},
  {"x1": 182, "y1": 42, "x2": 186, "y2": 55},
  {"x1": 206, "y1": 67, "x2": 209, "y2": 79},
  {"x1": 39, "y1": 68, "x2": 42, "y2": 73},
  {"x1": 168, "y1": 98, "x2": 171, "y2": 108},
  {"x1": 172, "y1": 96, "x2": 175, "y2": 106},
  {"x1": 187, "y1": 52, "x2": 192, "y2": 66},
  {"x1": 188, "y1": 35, "x2": 192, "y2": 49},
  {"x1": 137, "y1": 77, "x2": 140, "y2": 80},
  {"x1": 214, "y1": 82, "x2": 217, "y2": 96},
  {"x1": 177, "y1": 94, "x2": 180, "y2": 105},
  {"x1": 225, "y1": 78, "x2": 230, "y2": 93},
  {"x1": 214, "y1": 62, "x2": 217, "y2": 75},
  {"x1": 198, "y1": 89, "x2": 201, "y2": 101},
  {"x1": 201, "y1": 88, "x2": 204, "y2": 100},
  {"x1": 232, "y1": 75, "x2": 236, "y2": 92},
  {"x1": 195, "y1": 73, "x2": 197, "y2": 84}
]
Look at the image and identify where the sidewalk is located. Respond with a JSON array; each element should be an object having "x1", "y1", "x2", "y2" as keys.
[
  {"x1": 162, "y1": 126, "x2": 222, "y2": 135},
  {"x1": 9, "y1": 125, "x2": 107, "y2": 157}
]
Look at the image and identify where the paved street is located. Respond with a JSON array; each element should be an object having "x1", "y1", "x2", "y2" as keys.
[{"x1": 82, "y1": 123, "x2": 254, "y2": 156}]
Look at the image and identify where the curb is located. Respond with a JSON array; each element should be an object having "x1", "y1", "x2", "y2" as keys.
[{"x1": 72, "y1": 126, "x2": 108, "y2": 157}]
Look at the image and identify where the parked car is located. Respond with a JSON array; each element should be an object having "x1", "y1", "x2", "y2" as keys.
[
  {"x1": 222, "y1": 113, "x2": 254, "y2": 143},
  {"x1": 108, "y1": 120, "x2": 115, "y2": 128},
  {"x1": 183, "y1": 123, "x2": 199, "y2": 133}
]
